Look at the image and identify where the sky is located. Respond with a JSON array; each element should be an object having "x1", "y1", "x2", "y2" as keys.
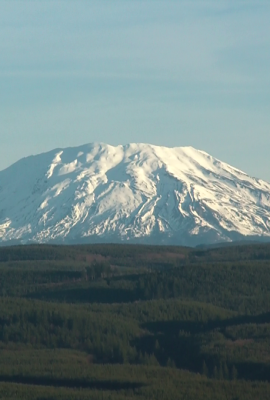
[{"x1": 0, "y1": 0, "x2": 270, "y2": 181}]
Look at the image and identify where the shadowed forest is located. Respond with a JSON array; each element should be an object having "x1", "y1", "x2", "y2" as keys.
[{"x1": 0, "y1": 242, "x2": 270, "y2": 399}]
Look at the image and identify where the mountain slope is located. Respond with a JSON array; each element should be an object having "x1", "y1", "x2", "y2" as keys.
[{"x1": 0, "y1": 143, "x2": 270, "y2": 245}]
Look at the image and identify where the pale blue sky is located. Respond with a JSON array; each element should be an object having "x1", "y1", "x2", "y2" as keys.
[{"x1": 1, "y1": 1, "x2": 270, "y2": 181}]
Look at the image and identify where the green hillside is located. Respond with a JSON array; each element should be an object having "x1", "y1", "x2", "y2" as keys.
[{"x1": 0, "y1": 242, "x2": 270, "y2": 399}]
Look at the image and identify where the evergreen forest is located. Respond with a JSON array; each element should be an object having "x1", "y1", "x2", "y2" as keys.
[{"x1": 0, "y1": 241, "x2": 270, "y2": 399}]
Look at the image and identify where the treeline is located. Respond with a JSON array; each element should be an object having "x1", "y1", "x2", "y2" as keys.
[
  {"x1": 0, "y1": 295, "x2": 270, "y2": 381},
  {"x1": 0, "y1": 243, "x2": 190, "y2": 265},
  {"x1": 0, "y1": 297, "x2": 139, "y2": 364},
  {"x1": 0, "y1": 360, "x2": 269, "y2": 400},
  {"x1": 21, "y1": 259, "x2": 270, "y2": 314}
]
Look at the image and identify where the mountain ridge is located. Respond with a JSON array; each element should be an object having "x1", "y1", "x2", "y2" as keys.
[{"x1": 0, "y1": 142, "x2": 270, "y2": 246}]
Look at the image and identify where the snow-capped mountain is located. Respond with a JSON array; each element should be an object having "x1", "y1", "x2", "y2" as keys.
[{"x1": 0, "y1": 143, "x2": 270, "y2": 246}]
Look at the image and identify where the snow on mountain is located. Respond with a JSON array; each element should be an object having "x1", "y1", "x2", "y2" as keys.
[{"x1": 0, "y1": 142, "x2": 270, "y2": 246}]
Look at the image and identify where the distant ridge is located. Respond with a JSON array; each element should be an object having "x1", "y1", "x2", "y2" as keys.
[
  {"x1": 0, "y1": 142, "x2": 270, "y2": 246},
  {"x1": 196, "y1": 239, "x2": 270, "y2": 250}
]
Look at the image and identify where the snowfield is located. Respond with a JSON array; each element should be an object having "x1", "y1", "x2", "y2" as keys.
[{"x1": 0, "y1": 142, "x2": 270, "y2": 245}]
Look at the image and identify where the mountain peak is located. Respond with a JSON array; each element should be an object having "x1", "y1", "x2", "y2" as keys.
[{"x1": 0, "y1": 142, "x2": 270, "y2": 246}]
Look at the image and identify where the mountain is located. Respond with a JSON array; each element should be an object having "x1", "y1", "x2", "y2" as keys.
[{"x1": 0, "y1": 143, "x2": 270, "y2": 246}]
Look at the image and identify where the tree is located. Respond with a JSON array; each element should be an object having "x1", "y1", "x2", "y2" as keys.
[
  {"x1": 201, "y1": 361, "x2": 209, "y2": 377},
  {"x1": 231, "y1": 365, "x2": 238, "y2": 381}
]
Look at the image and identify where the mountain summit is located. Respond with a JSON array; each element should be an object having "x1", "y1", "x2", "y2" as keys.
[{"x1": 0, "y1": 143, "x2": 270, "y2": 246}]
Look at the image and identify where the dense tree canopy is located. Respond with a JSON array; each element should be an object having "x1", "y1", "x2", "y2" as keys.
[{"x1": 0, "y1": 242, "x2": 270, "y2": 399}]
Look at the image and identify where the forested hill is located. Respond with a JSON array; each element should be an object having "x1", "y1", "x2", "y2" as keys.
[
  {"x1": 0, "y1": 241, "x2": 270, "y2": 400},
  {"x1": 1, "y1": 240, "x2": 270, "y2": 263}
]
